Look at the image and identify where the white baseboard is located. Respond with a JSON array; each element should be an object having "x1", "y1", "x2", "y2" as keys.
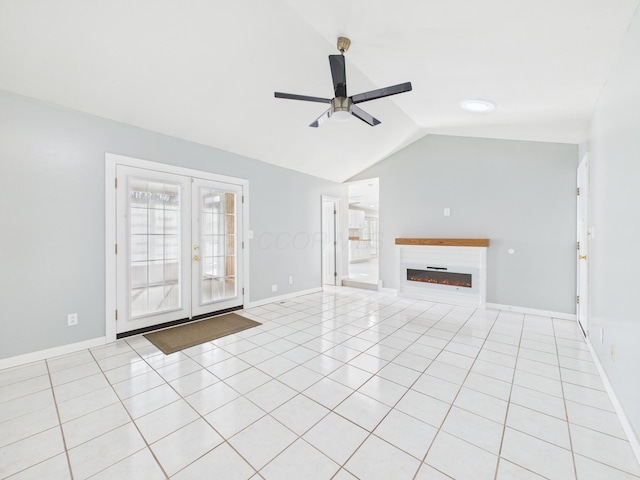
[
  {"x1": 486, "y1": 303, "x2": 576, "y2": 321},
  {"x1": 245, "y1": 287, "x2": 323, "y2": 309},
  {"x1": 585, "y1": 336, "x2": 640, "y2": 465},
  {"x1": 0, "y1": 337, "x2": 108, "y2": 371}
]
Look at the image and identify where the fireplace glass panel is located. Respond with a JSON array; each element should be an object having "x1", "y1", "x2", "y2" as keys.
[{"x1": 406, "y1": 268, "x2": 472, "y2": 288}]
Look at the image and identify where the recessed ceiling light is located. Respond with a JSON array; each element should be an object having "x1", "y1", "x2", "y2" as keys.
[{"x1": 460, "y1": 100, "x2": 496, "y2": 113}]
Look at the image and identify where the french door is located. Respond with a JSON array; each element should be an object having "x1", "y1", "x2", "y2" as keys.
[{"x1": 116, "y1": 165, "x2": 243, "y2": 334}]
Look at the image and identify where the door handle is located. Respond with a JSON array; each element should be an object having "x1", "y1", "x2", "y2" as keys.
[
  {"x1": 193, "y1": 255, "x2": 200, "y2": 261},
  {"x1": 579, "y1": 255, "x2": 587, "y2": 260}
]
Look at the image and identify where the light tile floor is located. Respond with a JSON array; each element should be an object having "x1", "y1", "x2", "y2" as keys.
[
  {"x1": 347, "y1": 260, "x2": 379, "y2": 285},
  {"x1": 1, "y1": 286, "x2": 640, "y2": 479}
]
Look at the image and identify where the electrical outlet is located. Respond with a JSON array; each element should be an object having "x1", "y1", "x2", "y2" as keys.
[
  {"x1": 68, "y1": 313, "x2": 78, "y2": 326},
  {"x1": 272, "y1": 284, "x2": 278, "y2": 292},
  {"x1": 288, "y1": 276, "x2": 293, "y2": 285},
  {"x1": 610, "y1": 345, "x2": 616, "y2": 362}
]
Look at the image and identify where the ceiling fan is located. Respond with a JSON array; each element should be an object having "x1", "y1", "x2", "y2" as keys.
[{"x1": 274, "y1": 37, "x2": 412, "y2": 127}]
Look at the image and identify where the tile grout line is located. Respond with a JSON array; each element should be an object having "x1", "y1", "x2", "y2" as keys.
[
  {"x1": 494, "y1": 313, "x2": 555, "y2": 480},
  {"x1": 86, "y1": 346, "x2": 172, "y2": 480},
  {"x1": 246, "y1": 290, "x2": 388, "y2": 477},
  {"x1": 405, "y1": 307, "x2": 516, "y2": 480},
  {"x1": 253, "y1": 293, "x2": 437, "y2": 478},
  {"x1": 126, "y1": 337, "x2": 263, "y2": 478},
  {"x1": 295, "y1": 301, "x2": 495, "y2": 479},
  {"x1": 325, "y1": 299, "x2": 446, "y2": 479},
  {"x1": 552, "y1": 317, "x2": 580, "y2": 480},
  {"x1": 491, "y1": 309, "x2": 525, "y2": 480},
  {"x1": 278, "y1": 295, "x2": 427, "y2": 478},
  {"x1": 44, "y1": 357, "x2": 75, "y2": 480},
  {"x1": 409, "y1": 307, "x2": 495, "y2": 480}
]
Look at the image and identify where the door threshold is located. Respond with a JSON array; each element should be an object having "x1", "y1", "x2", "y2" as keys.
[{"x1": 116, "y1": 305, "x2": 244, "y2": 339}]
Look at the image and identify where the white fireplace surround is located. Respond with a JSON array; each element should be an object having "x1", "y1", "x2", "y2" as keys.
[{"x1": 396, "y1": 239, "x2": 488, "y2": 308}]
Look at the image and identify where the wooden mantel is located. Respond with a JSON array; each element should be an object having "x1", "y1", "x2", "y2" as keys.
[{"x1": 395, "y1": 238, "x2": 490, "y2": 247}]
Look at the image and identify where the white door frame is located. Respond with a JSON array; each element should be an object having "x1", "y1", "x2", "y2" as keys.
[
  {"x1": 105, "y1": 153, "x2": 250, "y2": 342},
  {"x1": 577, "y1": 153, "x2": 590, "y2": 336},
  {"x1": 321, "y1": 196, "x2": 342, "y2": 286}
]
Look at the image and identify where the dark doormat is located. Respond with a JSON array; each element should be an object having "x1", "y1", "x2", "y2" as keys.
[{"x1": 144, "y1": 312, "x2": 261, "y2": 355}]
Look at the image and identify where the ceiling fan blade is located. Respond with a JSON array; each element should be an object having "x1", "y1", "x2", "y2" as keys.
[
  {"x1": 310, "y1": 108, "x2": 332, "y2": 128},
  {"x1": 351, "y1": 82, "x2": 413, "y2": 104},
  {"x1": 275, "y1": 92, "x2": 332, "y2": 104},
  {"x1": 351, "y1": 105, "x2": 381, "y2": 126},
  {"x1": 329, "y1": 55, "x2": 347, "y2": 97}
]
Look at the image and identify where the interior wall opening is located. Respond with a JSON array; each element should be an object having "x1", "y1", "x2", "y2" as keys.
[{"x1": 345, "y1": 178, "x2": 379, "y2": 288}]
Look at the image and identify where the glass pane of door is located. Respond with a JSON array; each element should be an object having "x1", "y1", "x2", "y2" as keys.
[
  {"x1": 129, "y1": 178, "x2": 182, "y2": 317},
  {"x1": 197, "y1": 185, "x2": 238, "y2": 309}
]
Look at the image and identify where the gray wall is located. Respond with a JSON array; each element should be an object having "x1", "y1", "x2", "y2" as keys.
[
  {"x1": 350, "y1": 135, "x2": 578, "y2": 313},
  {"x1": 0, "y1": 90, "x2": 346, "y2": 359},
  {"x1": 587, "y1": 7, "x2": 640, "y2": 441}
]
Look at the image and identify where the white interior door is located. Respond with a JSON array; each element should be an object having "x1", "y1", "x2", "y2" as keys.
[
  {"x1": 191, "y1": 179, "x2": 243, "y2": 316},
  {"x1": 116, "y1": 166, "x2": 243, "y2": 334},
  {"x1": 577, "y1": 154, "x2": 590, "y2": 336},
  {"x1": 322, "y1": 197, "x2": 338, "y2": 286}
]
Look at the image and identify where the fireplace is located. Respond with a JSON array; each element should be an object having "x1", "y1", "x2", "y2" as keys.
[
  {"x1": 396, "y1": 239, "x2": 489, "y2": 308},
  {"x1": 404, "y1": 264, "x2": 477, "y2": 293}
]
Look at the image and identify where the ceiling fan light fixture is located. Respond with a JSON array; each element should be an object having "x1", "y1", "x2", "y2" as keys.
[
  {"x1": 332, "y1": 110, "x2": 352, "y2": 122},
  {"x1": 461, "y1": 99, "x2": 496, "y2": 113}
]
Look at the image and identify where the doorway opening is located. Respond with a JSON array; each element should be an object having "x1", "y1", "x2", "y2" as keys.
[{"x1": 345, "y1": 178, "x2": 379, "y2": 289}]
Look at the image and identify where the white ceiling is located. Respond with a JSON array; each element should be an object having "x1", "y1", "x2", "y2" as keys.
[{"x1": 1, "y1": 0, "x2": 638, "y2": 182}]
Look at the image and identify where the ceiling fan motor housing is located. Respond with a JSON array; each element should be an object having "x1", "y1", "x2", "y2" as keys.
[
  {"x1": 331, "y1": 96, "x2": 352, "y2": 122},
  {"x1": 331, "y1": 96, "x2": 352, "y2": 114}
]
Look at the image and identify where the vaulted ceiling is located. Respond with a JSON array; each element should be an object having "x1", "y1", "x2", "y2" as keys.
[{"x1": 1, "y1": 1, "x2": 638, "y2": 182}]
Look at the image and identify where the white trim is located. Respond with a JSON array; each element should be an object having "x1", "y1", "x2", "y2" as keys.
[
  {"x1": 105, "y1": 153, "x2": 249, "y2": 342},
  {"x1": 105, "y1": 158, "x2": 117, "y2": 342},
  {"x1": 576, "y1": 153, "x2": 590, "y2": 334},
  {"x1": 0, "y1": 337, "x2": 107, "y2": 371},
  {"x1": 244, "y1": 288, "x2": 322, "y2": 309},
  {"x1": 321, "y1": 195, "x2": 342, "y2": 286},
  {"x1": 486, "y1": 303, "x2": 576, "y2": 320},
  {"x1": 585, "y1": 336, "x2": 640, "y2": 464}
]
